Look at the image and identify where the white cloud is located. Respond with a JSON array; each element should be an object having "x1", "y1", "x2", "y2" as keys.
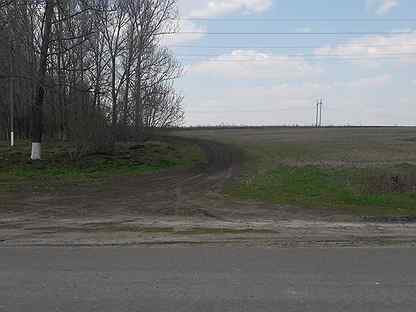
[
  {"x1": 188, "y1": 50, "x2": 324, "y2": 80},
  {"x1": 161, "y1": 20, "x2": 207, "y2": 46},
  {"x1": 169, "y1": 0, "x2": 272, "y2": 46},
  {"x1": 366, "y1": 0, "x2": 399, "y2": 16},
  {"x1": 184, "y1": 82, "x2": 328, "y2": 126},
  {"x1": 179, "y1": 0, "x2": 272, "y2": 18},
  {"x1": 314, "y1": 31, "x2": 416, "y2": 64},
  {"x1": 183, "y1": 74, "x2": 404, "y2": 126}
]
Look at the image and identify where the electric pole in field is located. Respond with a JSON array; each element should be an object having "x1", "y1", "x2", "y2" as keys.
[
  {"x1": 319, "y1": 98, "x2": 323, "y2": 127},
  {"x1": 315, "y1": 99, "x2": 323, "y2": 128}
]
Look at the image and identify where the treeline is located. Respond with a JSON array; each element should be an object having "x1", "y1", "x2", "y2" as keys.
[{"x1": 0, "y1": 0, "x2": 183, "y2": 159}]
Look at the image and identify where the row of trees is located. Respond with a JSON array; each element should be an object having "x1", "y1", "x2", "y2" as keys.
[{"x1": 0, "y1": 0, "x2": 184, "y2": 159}]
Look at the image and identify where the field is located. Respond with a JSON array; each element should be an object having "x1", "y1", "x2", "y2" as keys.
[
  {"x1": 3, "y1": 127, "x2": 416, "y2": 246},
  {"x1": 174, "y1": 127, "x2": 416, "y2": 217}
]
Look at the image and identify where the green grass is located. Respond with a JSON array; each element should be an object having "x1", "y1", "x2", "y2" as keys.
[
  {"x1": 227, "y1": 165, "x2": 416, "y2": 217},
  {"x1": 0, "y1": 139, "x2": 205, "y2": 192}
]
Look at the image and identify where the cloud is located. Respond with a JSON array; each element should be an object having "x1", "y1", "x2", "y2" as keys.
[
  {"x1": 168, "y1": 0, "x2": 272, "y2": 47},
  {"x1": 161, "y1": 20, "x2": 207, "y2": 46},
  {"x1": 188, "y1": 50, "x2": 324, "y2": 80},
  {"x1": 314, "y1": 31, "x2": 416, "y2": 64},
  {"x1": 183, "y1": 74, "x2": 402, "y2": 126},
  {"x1": 179, "y1": 0, "x2": 272, "y2": 18},
  {"x1": 184, "y1": 82, "x2": 328, "y2": 126},
  {"x1": 366, "y1": 0, "x2": 399, "y2": 16}
]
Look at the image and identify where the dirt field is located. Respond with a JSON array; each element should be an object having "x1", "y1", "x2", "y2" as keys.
[
  {"x1": 2, "y1": 128, "x2": 416, "y2": 246},
  {"x1": 174, "y1": 127, "x2": 416, "y2": 167},
  {"x1": 175, "y1": 127, "x2": 416, "y2": 217}
]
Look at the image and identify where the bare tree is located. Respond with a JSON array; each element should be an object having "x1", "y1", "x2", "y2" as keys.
[
  {"x1": 96, "y1": 0, "x2": 130, "y2": 129},
  {"x1": 0, "y1": 0, "x2": 184, "y2": 159},
  {"x1": 145, "y1": 83, "x2": 184, "y2": 128},
  {"x1": 31, "y1": 0, "x2": 55, "y2": 160},
  {"x1": 128, "y1": 0, "x2": 178, "y2": 141}
]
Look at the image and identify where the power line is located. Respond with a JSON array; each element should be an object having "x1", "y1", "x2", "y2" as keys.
[
  {"x1": 172, "y1": 31, "x2": 415, "y2": 36},
  {"x1": 175, "y1": 53, "x2": 416, "y2": 57},
  {"x1": 180, "y1": 17, "x2": 416, "y2": 22},
  {"x1": 170, "y1": 43, "x2": 416, "y2": 49},
  {"x1": 177, "y1": 56, "x2": 413, "y2": 62}
]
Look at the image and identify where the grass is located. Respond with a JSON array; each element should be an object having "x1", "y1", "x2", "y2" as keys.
[
  {"x1": 175, "y1": 127, "x2": 416, "y2": 217},
  {"x1": 0, "y1": 139, "x2": 205, "y2": 193},
  {"x1": 228, "y1": 165, "x2": 416, "y2": 217}
]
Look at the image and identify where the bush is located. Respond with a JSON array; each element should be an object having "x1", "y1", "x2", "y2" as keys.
[{"x1": 66, "y1": 108, "x2": 114, "y2": 161}]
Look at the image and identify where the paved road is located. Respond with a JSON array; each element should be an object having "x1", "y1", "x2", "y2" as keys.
[{"x1": 1, "y1": 247, "x2": 416, "y2": 311}]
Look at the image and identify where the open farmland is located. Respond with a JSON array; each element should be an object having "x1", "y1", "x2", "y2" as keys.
[
  {"x1": 3, "y1": 128, "x2": 416, "y2": 246},
  {"x1": 174, "y1": 127, "x2": 416, "y2": 218}
]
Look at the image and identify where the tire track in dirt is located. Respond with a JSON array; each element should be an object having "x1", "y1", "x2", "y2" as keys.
[{"x1": 1, "y1": 136, "x2": 244, "y2": 218}]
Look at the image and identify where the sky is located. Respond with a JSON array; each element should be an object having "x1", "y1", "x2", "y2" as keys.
[{"x1": 163, "y1": 0, "x2": 416, "y2": 126}]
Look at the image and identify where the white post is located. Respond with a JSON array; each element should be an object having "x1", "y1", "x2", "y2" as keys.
[
  {"x1": 31, "y1": 143, "x2": 41, "y2": 160},
  {"x1": 10, "y1": 131, "x2": 14, "y2": 147}
]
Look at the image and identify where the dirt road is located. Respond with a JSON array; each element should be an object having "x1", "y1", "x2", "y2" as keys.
[
  {"x1": 1, "y1": 137, "x2": 244, "y2": 218},
  {"x1": 1, "y1": 136, "x2": 416, "y2": 246}
]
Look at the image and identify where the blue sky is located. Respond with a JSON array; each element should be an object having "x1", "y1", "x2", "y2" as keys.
[{"x1": 164, "y1": 0, "x2": 416, "y2": 126}]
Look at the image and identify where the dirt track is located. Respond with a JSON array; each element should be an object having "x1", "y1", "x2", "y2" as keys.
[
  {"x1": 2, "y1": 136, "x2": 416, "y2": 247},
  {"x1": 1, "y1": 137, "x2": 244, "y2": 218}
]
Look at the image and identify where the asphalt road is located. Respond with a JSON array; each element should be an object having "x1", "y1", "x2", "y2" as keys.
[{"x1": 1, "y1": 247, "x2": 416, "y2": 312}]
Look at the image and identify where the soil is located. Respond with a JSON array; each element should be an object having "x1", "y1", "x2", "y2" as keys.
[{"x1": 1, "y1": 136, "x2": 416, "y2": 247}]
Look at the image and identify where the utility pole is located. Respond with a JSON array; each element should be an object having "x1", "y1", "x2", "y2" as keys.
[
  {"x1": 319, "y1": 99, "x2": 323, "y2": 127},
  {"x1": 315, "y1": 99, "x2": 323, "y2": 128}
]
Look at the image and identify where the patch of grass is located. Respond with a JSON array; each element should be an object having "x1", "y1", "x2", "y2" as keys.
[
  {"x1": 0, "y1": 138, "x2": 205, "y2": 193},
  {"x1": 227, "y1": 165, "x2": 416, "y2": 217}
]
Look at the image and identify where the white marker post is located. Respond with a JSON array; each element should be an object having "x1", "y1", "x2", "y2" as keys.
[
  {"x1": 10, "y1": 131, "x2": 14, "y2": 147},
  {"x1": 31, "y1": 143, "x2": 41, "y2": 160}
]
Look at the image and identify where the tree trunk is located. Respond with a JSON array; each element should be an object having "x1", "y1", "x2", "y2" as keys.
[
  {"x1": 111, "y1": 56, "x2": 118, "y2": 129},
  {"x1": 31, "y1": 0, "x2": 54, "y2": 160},
  {"x1": 9, "y1": 34, "x2": 14, "y2": 147},
  {"x1": 122, "y1": 37, "x2": 133, "y2": 128},
  {"x1": 135, "y1": 53, "x2": 144, "y2": 143}
]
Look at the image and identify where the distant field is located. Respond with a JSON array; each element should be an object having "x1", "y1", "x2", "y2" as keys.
[{"x1": 174, "y1": 127, "x2": 416, "y2": 217}]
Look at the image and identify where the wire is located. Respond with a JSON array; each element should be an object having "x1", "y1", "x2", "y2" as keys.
[
  {"x1": 169, "y1": 44, "x2": 416, "y2": 49},
  {"x1": 175, "y1": 53, "x2": 416, "y2": 57},
  {"x1": 180, "y1": 17, "x2": 416, "y2": 22},
  {"x1": 172, "y1": 31, "x2": 415, "y2": 35},
  {"x1": 177, "y1": 56, "x2": 413, "y2": 62}
]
